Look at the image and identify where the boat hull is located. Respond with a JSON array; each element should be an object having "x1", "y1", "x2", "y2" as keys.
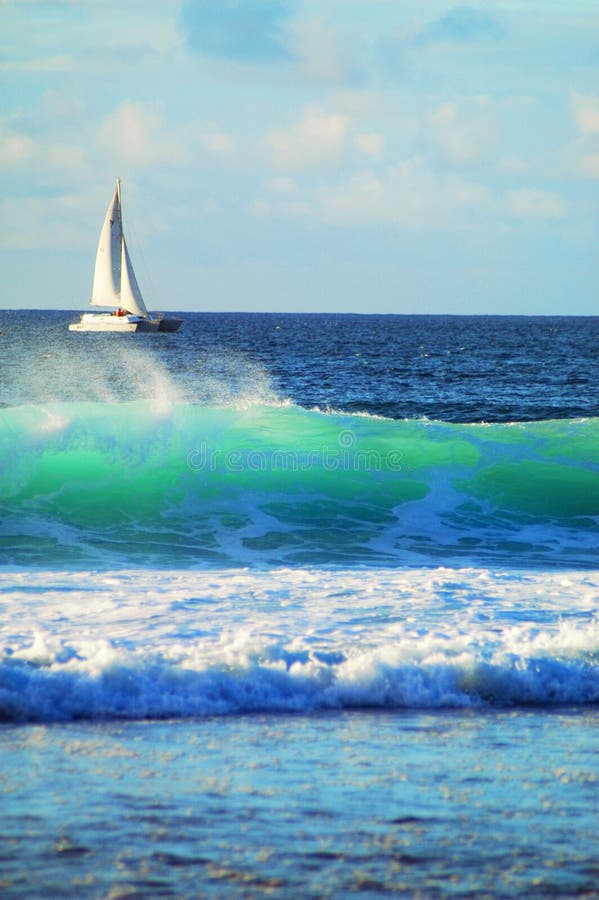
[
  {"x1": 157, "y1": 317, "x2": 183, "y2": 332},
  {"x1": 69, "y1": 314, "x2": 167, "y2": 333}
]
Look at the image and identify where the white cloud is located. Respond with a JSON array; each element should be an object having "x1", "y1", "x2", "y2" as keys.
[
  {"x1": 571, "y1": 93, "x2": 599, "y2": 136},
  {"x1": 499, "y1": 156, "x2": 526, "y2": 174},
  {"x1": 39, "y1": 90, "x2": 86, "y2": 120},
  {"x1": 578, "y1": 154, "x2": 599, "y2": 178},
  {"x1": 450, "y1": 176, "x2": 490, "y2": 208},
  {"x1": 264, "y1": 107, "x2": 349, "y2": 170},
  {"x1": 314, "y1": 160, "x2": 491, "y2": 229},
  {"x1": 268, "y1": 176, "x2": 299, "y2": 196},
  {"x1": 0, "y1": 195, "x2": 87, "y2": 250},
  {"x1": 316, "y1": 168, "x2": 400, "y2": 226},
  {"x1": 98, "y1": 101, "x2": 187, "y2": 168},
  {"x1": 505, "y1": 188, "x2": 566, "y2": 219},
  {"x1": 199, "y1": 130, "x2": 235, "y2": 155},
  {"x1": 0, "y1": 54, "x2": 72, "y2": 72},
  {"x1": 426, "y1": 98, "x2": 496, "y2": 166},
  {"x1": 0, "y1": 129, "x2": 33, "y2": 166},
  {"x1": 355, "y1": 132, "x2": 385, "y2": 159},
  {"x1": 260, "y1": 163, "x2": 571, "y2": 232},
  {"x1": 570, "y1": 93, "x2": 599, "y2": 179},
  {"x1": 47, "y1": 142, "x2": 86, "y2": 172},
  {"x1": 332, "y1": 90, "x2": 388, "y2": 119},
  {"x1": 288, "y1": 16, "x2": 359, "y2": 85}
]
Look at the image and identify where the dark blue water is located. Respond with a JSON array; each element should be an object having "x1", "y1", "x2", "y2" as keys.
[
  {"x1": 187, "y1": 313, "x2": 599, "y2": 422},
  {"x1": 2, "y1": 310, "x2": 599, "y2": 421}
]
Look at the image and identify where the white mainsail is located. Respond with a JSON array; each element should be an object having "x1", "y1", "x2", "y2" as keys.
[
  {"x1": 89, "y1": 179, "x2": 148, "y2": 317},
  {"x1": 90, "y1": 186, "x2": 121, "y2": 307}
]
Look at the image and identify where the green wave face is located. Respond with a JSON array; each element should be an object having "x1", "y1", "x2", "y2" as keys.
[{"x1": 1, "y1": 402, "x2": 598, "y2": 567}]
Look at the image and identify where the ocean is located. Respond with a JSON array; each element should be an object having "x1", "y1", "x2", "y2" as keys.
[{"x1": 1, "y1": 310, "x2": 598, "y2": 898}]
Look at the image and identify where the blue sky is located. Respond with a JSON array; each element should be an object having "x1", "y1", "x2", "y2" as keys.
[{"x1": 2, "y1": 0, "x2": 598, "y2": 313}]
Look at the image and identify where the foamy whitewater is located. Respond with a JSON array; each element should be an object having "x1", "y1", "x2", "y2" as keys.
[
  {"x1": 2, "y1": 567, "x2": 598, "y2": 723},
  {"x1": 1, "y1": 311, "x2": 598, "y2": 898}
]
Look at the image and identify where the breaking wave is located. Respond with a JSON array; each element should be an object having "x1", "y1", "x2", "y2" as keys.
[
  {"x1": 1, "y1": 568, "x2": 597, "y2": 722},
  {"x1": 1, "y1": 400, "x2": 598, "y2": 567}
]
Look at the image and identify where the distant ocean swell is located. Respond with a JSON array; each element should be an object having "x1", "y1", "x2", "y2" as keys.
[
  {"x1": 1, "y1": 569, "x2": 597, "y2": 722},
  {"x1": 1, "y1": 400, "x2": 598, "y2": 567}
]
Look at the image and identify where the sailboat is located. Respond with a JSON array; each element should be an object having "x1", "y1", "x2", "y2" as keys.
[{"x1": 69, "y1": 179, "x2": 182, "y2": 333}]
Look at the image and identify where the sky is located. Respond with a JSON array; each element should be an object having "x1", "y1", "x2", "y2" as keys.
[{"x1": 1, "y1": 0, "x2": 598, "y2": 314}]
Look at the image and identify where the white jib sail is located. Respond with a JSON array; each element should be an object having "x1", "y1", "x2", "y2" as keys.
[
  {"x1": 120, "y1": 237, "x2": 149, "y2": 318},
  {"x1": 90, "y1": 187, "x2": 122, "y2": 308}
]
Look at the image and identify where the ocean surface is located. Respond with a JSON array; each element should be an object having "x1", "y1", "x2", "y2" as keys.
[{"x1": 1, "y1": 309, "x2": 598, "y2": 898}]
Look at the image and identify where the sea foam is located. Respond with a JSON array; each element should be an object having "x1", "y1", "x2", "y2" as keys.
[{"x1": 1, "y1": 568, "x2": 597, "y2": 722}]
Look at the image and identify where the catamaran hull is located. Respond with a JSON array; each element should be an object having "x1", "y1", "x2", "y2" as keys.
[
  {"x1": 69, "y1": 314, "x2": 183, "y2": 333},
  {"x1": 157, "y1": 317, "x2": 183, "y2": 332},
  {"x1": 69, "y1": 314, "x2": 160, "y2": 333}
]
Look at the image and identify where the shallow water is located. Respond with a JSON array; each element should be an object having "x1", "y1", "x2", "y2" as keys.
[{"x1": 3, "y1": 710, "x2": 598, "y2": 898}]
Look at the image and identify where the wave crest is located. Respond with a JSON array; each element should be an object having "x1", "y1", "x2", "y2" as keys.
[{"x1": 1, "y1": 402, "x2": 598, "y2": 567}]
